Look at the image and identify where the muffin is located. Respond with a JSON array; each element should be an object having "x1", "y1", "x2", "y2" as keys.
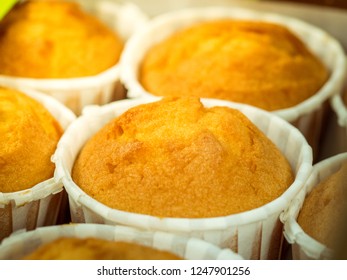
[
  {"x1": 72, "y1": 97, "x2": 294, "y2": 218},
  {"x1": 120, "y1": 7, "x2": 346, "y2": 159},
  {"x1": 0, "y1": 224, "x2": 242, "y2": 260},
  {"x1": 0, "y1": 1, "x2": 148, "y2": 115},
  {"x1": 54, "y1": 96, "x2": 312, "y2": 259},
  {"x1": 283, "y1": 152, "x2": 347, "y2": 259},
  {"x1": 0, "y1": 86, "x2": 75, "y2": 242},
  {"x1": 23, "y1": 237, "x2": 182, "y2": 260},
  {"x1": 0, "y1": 0, "x2": 123, "y2": 78},
  {"x1": 297, "y1": 161, "x2": 347, "y2": 250},
  {"x1": 0, "y1": 86, "x2": 63, "y2": 192},
  {"x1": 139, "y1": 19, "x2": 328, "y2": 111}
]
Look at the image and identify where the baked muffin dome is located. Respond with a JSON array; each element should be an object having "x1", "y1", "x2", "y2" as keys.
[
  {"x1": 72, "y1": 97, "x2": 294, "y2": 218},
  {"x1": 0, "y1": 0, "x2": 123, "y2": 78},
  {"x1": 297, "y1": 162, "x2": 347, "y2": 249},
  {"x1": 140, "y1": 20, "x2": 329, "y2": 111},
  {"x1": 0, "y1": 87, "x2": 63, "y2": 192},
  {"x1": 23, "y1": 237, "x2": 182, "y2": 260}
]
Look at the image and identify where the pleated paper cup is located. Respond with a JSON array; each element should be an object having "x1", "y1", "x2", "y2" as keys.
[
  {"x1": 53, "y1": 97, "x2": 313, "y2": 260},
  {"x1": 0, "y1": 86, "x2": 76, "y2": 242},
  {"x1": 282, "y1": 152, "x2": 347, "y2": 259},
  {"x1": 0, "y1": 223, "x2": 243, "y2": 260},
  {"x1": 329, "y1": 85, "x2": 347, "y2": 156},
  {"x1": 119, "y1": 6, "x2": 346, "y2": 158},
  {"x1": 0, "y1": 1, "x2": 149, "y2": 115}
]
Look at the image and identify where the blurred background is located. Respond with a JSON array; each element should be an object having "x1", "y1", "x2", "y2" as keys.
[{"x1": 271, "y1": 0, "x2": 347, "y2": 9}]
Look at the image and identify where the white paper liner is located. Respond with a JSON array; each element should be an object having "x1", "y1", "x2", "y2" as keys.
[
  {"x1": 53, "y1": 97, "x2": 313, "y2": 259},
  {"x1": 0, "y1": 0, "x2": 149, "y2": 115},
  {"x1": 329, "y1": 82, "x2": 347, "y2": 155},
  {"x1": 282, "y1": 152, "x2": 347, "y2": 260},
  {"x1": 119, "y1": 6, "x2": 346, "y2": 157},
  {"x1": 331, "y1": 89, "x2": 347, "y2": 128},
  {"x1": 0, "y1": 223, "x2": 243, "y2": 260},
  {"x1": 0, "y1": 86, "x2": 76, "y2": 242},
  {"x1": 319, "y1": 57, "x2": 347, "y2": 159}
]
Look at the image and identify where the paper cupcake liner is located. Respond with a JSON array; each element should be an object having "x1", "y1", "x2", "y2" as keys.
[
  {"x1": 0, "y1": 1, "x2": 149, "y2": 115},
  {"x1": 329, "y1": 82, "x2": 347, "y2": 156},
  {"x1": 53, "y1": 97, "x2": 313, "y2": 260},
  {"x1": 0, "y1": 87, "x2": 76, "y2": 242},
  {"x1": 119, "y1": 6, "x2": 346, "y2": 158},
  {"x1": 282, "y1": 152, "x2": 347, "y2": 259},
  {"x1": 0, "y1": 223, "x2": 243, "y2": 260}
]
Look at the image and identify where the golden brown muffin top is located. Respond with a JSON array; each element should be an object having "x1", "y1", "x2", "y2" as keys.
[
  {"x1": 298, "y1": 161, "x2": 347, "y2": 249},
  {"x1": 23, "y1": 237, "x2": 182, "y2": 260},
  {"x1": 72, "y1": 97, "x2": 294, "y2": 218},
  {"x1": 0, "y1": 0, "x2": 123, "y2": 78},
  {"x1": 0, "y1": 87, "x2": 63, "y2": 192},
  {"x1": 140, "y1": 20, "x2": 329, "y2": 111}
]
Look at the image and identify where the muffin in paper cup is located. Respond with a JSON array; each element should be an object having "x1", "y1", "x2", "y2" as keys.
[
  {"x1": 0, "y1": 86, "x2": 76, "y2": 242},
  {"x1": 282, "y1": 152, "x2": 347, "y2": 260},
  {"x1": 0, "y1": 223, "x2": 243, "y2": 260},
  {"x1": 0, "y1": 0, "x2": 149, "y2": 115},
  {"x1": 119, "y1": 6, "x2": 346, "y2": 159},
  {"x1": 53, "y1": 97, "x2": 313, "y2": 260}
]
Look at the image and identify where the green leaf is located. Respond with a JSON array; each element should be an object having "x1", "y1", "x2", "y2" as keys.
[{"x1": 0, "y1": 0, "x2": 18, "y2": 20}]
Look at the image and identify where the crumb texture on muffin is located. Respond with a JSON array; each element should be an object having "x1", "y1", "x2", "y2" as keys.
[
  {"x1": 0, "y1": 87, "x2": 63, "y2": 192},
  {"x1": 23, "y1": 237, "x2": 182, "y2": 260},
  {"x1": 140, "y1": 20, "x2": 329, "y2": 111},
  {"x1": 0, "y1": 0, "x2": 123, "y2": 78},
  {"x1": 298, "y1": 162, "x2": 347, "y2": 249},
  {"x1": 72, "y1": 97, "x2": 294, "y2": 218}
]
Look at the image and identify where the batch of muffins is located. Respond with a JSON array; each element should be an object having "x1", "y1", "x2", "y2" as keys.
[{"x1": 0, "y1": 0, "x2": 346, "y2": 260}]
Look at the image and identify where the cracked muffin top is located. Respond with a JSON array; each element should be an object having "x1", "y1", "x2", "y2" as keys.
[
  {"x1": 0, "y1": 0, "x2": 123, "y2": 78},
  {"x1": 23, "y1": 237, "x2": 182, "y2": 260},
  {"x1": 140, "y1": 20, "x2": 329, "y2": 111},
  {"x1": 72, "y1": 97, "x2": 294, "y2": 218},
  {"x1": 0, "y1": 86, "x2": 63, "y2": 192}
]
